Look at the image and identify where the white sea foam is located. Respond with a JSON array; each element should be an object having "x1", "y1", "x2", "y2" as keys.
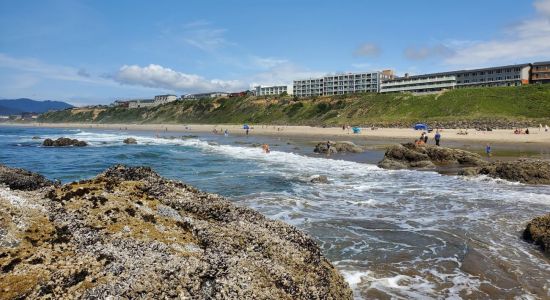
[{"x1": 17, "y1": 130, "x2": 550, "y2": 298}]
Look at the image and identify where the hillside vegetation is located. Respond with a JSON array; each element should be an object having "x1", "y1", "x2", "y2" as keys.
[{"x1": 38, "y1": 85, "x2": 550, "y2": 127}]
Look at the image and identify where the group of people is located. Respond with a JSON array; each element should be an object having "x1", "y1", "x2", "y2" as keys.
[
  {"x1": 539, "y1": 124, "x2": 549, "y2": 132},
  {"x1": 414, "y1": 131, "x2": 442, "y2": 146},
  {"x1": 212, "y1": 128, "x2": 229, "y2": 136},
  {"x1": 514, "y1": 128, "x2": 530, "y2": 134}
]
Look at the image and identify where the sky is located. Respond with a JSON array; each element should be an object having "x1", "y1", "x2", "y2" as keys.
[{"x1": 1, "y1": 0, "x2": 550, "y2": 105}]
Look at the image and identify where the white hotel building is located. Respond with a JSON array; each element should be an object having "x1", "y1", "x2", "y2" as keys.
[
  {"x1": 293, "y1": 70, "x2": 394, "y2": 97},
  {"x1": 380, "y1": 63, "x2": 531, "y2": 94},
  {"x1": 254, "y1": 85, "x2": 292, "y2": 96}
]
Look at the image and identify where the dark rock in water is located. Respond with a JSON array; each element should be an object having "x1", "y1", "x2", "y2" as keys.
[
  {"x1": 123, "y1": 138, "x2": 137, "y2": 144},
  {"x1": 314, "y1": 141, "x2": 363, "y2": 154},
  {"x1": 378, "y1": 143, "x2": 486, "y2": 170},
  {"x1": 181, "y1": 135, "x2": 198, "y2": 140},
  {"x1": 31, "y1": 136, "x2": 41, "y2": 140},
  {"x1": 460, "y1": 159, "x2": 550, "y2": 185},
  {"x1": 0, "y1": 165, "x2": 352, "y2": 299},
  {"x1": 523, "y1": 213, "x2": 550, "y2": 254},
  {"x1": 0, "y1": 164, "x2": 53, "y2": 190},
  {"x1": 310, "y1": 175, "x2": 329, "y2": 184},
  {"x1": 43, "y1": 137, "x2": 87, "y2": 147}
]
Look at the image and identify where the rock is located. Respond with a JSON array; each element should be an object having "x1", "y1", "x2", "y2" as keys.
[
  {"x1": 462, "y1": 159, "x2": 550, "y2": 185},
  {"x1": 123, "y1": 138, "x2": 137, "y2": 144},
  {"x1": 31, "y1": 136, "x2": 41, "y2": 140},
  {"x1": 523, "y1": 213, "x2": 550, "y2": 254},
  {"x1": 0, "y1": 164, "x2": 53, "y2": 190},
  {"x1": 43, "y1": 137, "x2": 88, "y2": 147},
  {"x1": 310, "y1": 175, "x2": 329, "y2": 184},
  {"x1": 314, "y1": 141, "x2": 363, "y2": 154},
  {"x1": 333, "y1": 142, "x2": 364, "y2": 153},
  {"x1": 378, "y1": 143, "x2": 486, "y2": 170},
  {"x1": 0, "y1": 165, "x2": 352, "y2": 299}
]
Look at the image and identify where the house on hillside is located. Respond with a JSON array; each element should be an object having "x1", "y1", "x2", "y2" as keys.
[
  {"x1": 128, "y1": 99, "x2": 156, "y2": 108},
  {"x1": 153, "y1": 94, "x2": 177, "y2": 105},
  {"x1": 182, "y1": 92, "x2": 229, "y2": 100}
]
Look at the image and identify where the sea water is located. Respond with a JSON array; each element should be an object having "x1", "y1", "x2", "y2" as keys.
[{"x1": 1, "y1": 126, "x2": 550, "y2": 299}]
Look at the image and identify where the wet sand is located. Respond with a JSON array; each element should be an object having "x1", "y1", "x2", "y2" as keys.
[{"x1": 4, "y1": 122, "x2": 550, "y2": 160}]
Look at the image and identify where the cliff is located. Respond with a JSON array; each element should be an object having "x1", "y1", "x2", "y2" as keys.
[
  {"x1": 37, "y1": 84, "x2": 550, "y2": 127},
  {"x1": 0, "y1": 165, "x2": 352, "y2": 299}
]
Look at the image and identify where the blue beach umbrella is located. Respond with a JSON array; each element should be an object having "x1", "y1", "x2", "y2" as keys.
[{"x1": 243, "y1": 124, "x2": 250, "y2": 130}]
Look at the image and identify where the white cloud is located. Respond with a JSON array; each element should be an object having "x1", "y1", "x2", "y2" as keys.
[
  {"x1": 353, "y1": 43, "x2": 381, "y2": 57},
  {"x1": 0, "y1": 53, "x2": 107, "y2": 84},
  {"x1": 248, "y1": 62, "x2": 325, "y2": 88},
  {"x1": 535, "y1": 0, "x2": 550, "y2": 16},
  {"x1": 351, "y1": 62, "x2": 372, "y2": 69},
  {"x1": 443, "y1": 0, "x2": 550, "y2": 66},
  {"x1": 250, "y1": 56, "x2": 288, "y2": 69},
  {"x1": 169, "y1": 21, "x2": 233, "y2": 52},
  {"x1": 77, "y1": 68, "x2": 90, "y2": 78},
  {"x1": 113, "y1": 64, "x2": 243, "y2": 93},
  {"x1": 404, "y1": 44, "x2": 454, "y2": 61}
]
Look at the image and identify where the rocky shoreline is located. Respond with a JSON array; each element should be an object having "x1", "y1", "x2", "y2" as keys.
[
  {"x1": 0, "y1": 164, "x2": 352, "y2": 299},
  {"x1": 378, "y1": 143, "x2": 550, "y2": 185}
]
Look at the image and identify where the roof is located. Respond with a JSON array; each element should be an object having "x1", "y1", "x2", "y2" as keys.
[{"x1": 533, "y1": 61, "x2": 550, "y2": 66}]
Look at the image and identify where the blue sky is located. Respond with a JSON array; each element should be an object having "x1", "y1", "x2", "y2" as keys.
[{"x1": 1, "y1": 0, "x2": 550, "y2": 105}]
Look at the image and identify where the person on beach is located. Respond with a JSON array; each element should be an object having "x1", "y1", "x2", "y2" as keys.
[
  {"x1": 246, "y1": 128, "x2": 249, "y2": 136},
  {"x1": 434, "y1": 131, "x2": 441, "y2": 146},
  {"x1": 546, "y1": 124, "x2": 549, "y2": 132},
  {"x1": 485, "y1": 144, "x2": 491, "y2": 157},
  {"x1": 224, "y1": 129, "x2": 228, "y2": 136},
  {"x1": 262, "y1": 144, "x2": 270, "y2": 153},
  {"x1": 540, "y1": 124, "x2": 543, "y2": 131},
  {"x1": 326, "y1": 141, "x2": 332, "y2": 156},
  {"x1": 526, "y1": 128, "x2": 530, "y2": 134}
]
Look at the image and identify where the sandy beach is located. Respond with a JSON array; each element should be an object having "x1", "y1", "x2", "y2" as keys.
[{"x1": 6, "y1": 122, "x2": 550, "y2": 146}]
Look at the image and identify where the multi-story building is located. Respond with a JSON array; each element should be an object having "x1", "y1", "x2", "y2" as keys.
[
  {"x1": 293, "y1": 70, "x2": 393, "y2": 97},
  {"x1": 531, "y1": 61, "x2": 550, "y2": 84},
  {"x1": 254, "y1": 85, "x2": 292, "y2": 96},
  {"x1": 153, "y1": 94, "x2": 177, "y2": 105},
  {"x1": 454, "y1": 63, "x2": 530, "y2": 88},
  {"x1": 293, "y1": 78, "x2": 324, "y2": 97},
  {"x1": 322, "y1": 72, "x2": 381, "y2": 95},
  {"x1": 381, "y1": 63, "x2": 531, "y2": 94},
  {"x1": 381, "y1": 73, "x2": 457, "y2": 94}
]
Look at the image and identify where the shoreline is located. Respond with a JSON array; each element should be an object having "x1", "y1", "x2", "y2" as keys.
[{"x1": 4, "y1": 122, "x2": 550, "y2": 147}]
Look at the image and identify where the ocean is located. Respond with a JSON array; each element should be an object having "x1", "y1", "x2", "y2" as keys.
[{"x1": 1, "y1": 125, "x2": 550, "y2": 299}]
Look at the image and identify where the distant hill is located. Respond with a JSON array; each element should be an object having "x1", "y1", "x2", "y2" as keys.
[{"x1": 0, "y1": 98, "x2": 74, "y2": 115}]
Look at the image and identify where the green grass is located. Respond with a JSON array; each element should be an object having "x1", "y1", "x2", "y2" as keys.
[{"x1": 38, "y1": 84, "x2": 550, "y2": 126}]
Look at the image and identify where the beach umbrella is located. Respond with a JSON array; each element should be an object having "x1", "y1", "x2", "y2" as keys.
[{"x1": 243, "y1": 124, "x2": 250, "y2": 130}]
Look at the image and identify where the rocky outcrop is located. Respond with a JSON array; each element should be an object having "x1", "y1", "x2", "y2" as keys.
[
  {"x1": 0, "y1": 165, "x2": 53, "y2": 191},
  {"x1": 460, "y1": 159, "x2": 550, "y2": 185},
  {"x1": 0, "y1": 165, "x2": 352, "y2": 299},
  {"x1": 122, "y1": 138, "x2": 137, "y2": 144},
  {"x1": 523, "y1": 213, "x2": 550, "y2": 254},
  {"x1": 314, "y1": 141, "x2": 363, "y2": 155},
  {"x1": 43, "y1": 137, "x2": 87, "y2": 147},
  {"x1": 310, "y1": 175, "x2": 329, "y2": 184},
  {"x1": 378, "y1": 143, "x2": 487, "y2": 170}
]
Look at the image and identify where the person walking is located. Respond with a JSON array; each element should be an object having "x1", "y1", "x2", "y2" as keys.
[
  {"x1": 485, "y1": 144, "x2": 492, "y2": 157},
  {"x1": 546, "y1": 124, "x2": 549, "y2": 132},
  {"x1": 326, "y1": 140, "x2": 332, "y2": 156},
  {"x1": 434, "y1": 131, "x2": 441, "y2": 146}
]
